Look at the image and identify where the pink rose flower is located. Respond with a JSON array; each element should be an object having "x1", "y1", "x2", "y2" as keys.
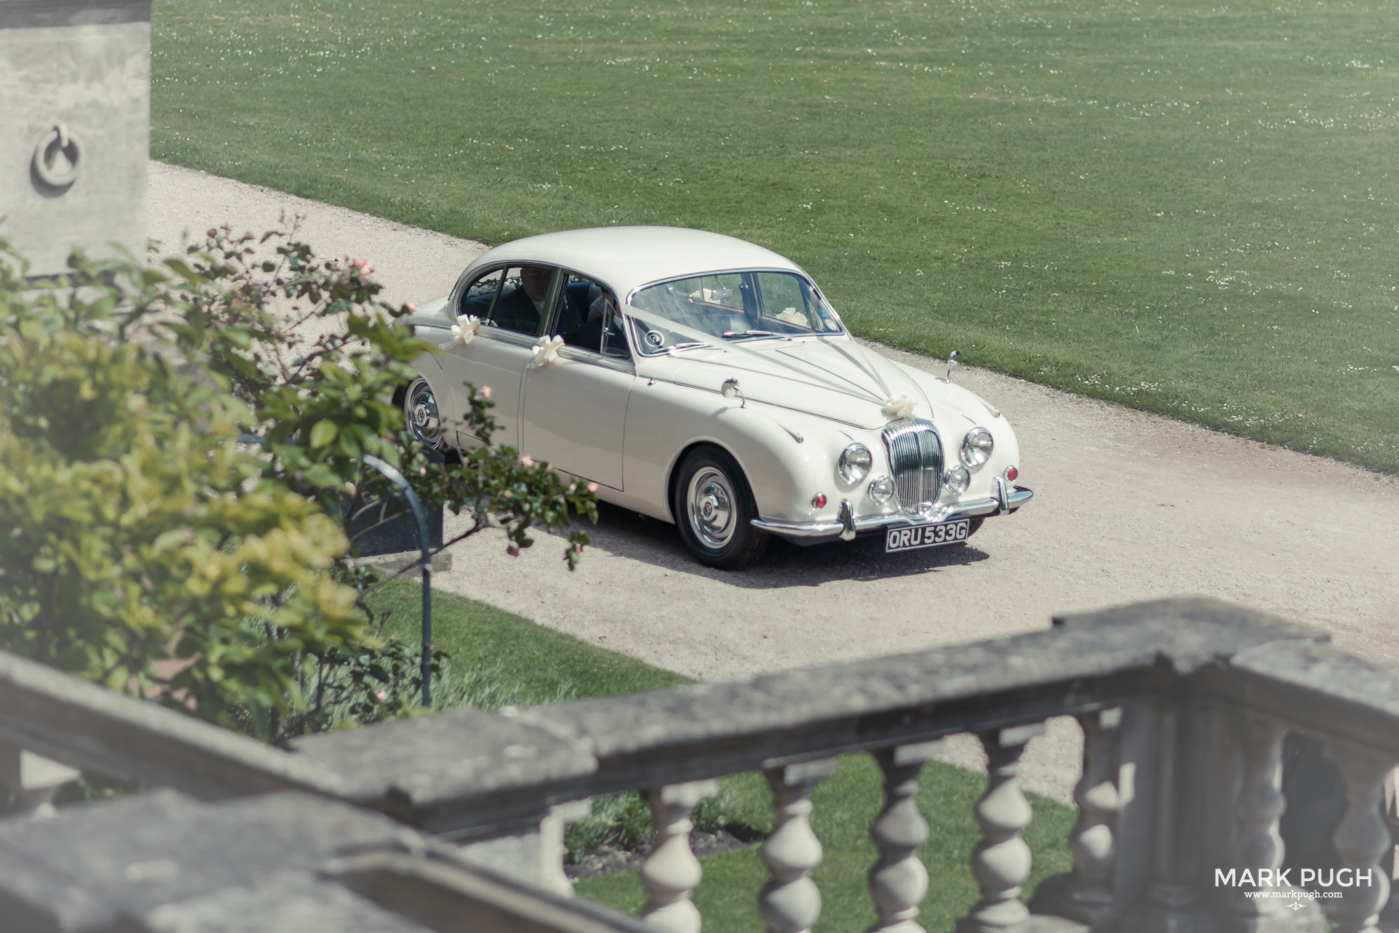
[
  {"x1": 520, "y1": 455, "x2": 534, "y2": 468},
  {"x1": 507, "y1": 544, "x2": 520, "y2": 557},
  {"x1": 480, "y1": 386, "x2": 492, "y2": 398},
  {"x1": 587, "y1": 482, "x2": 599, "y2": 493},
  {"x1": 405, "y1": 301, "x2": 418, "y2": 313},
  {"x1": 349, "y1": 258, "x2": 375, "y2": 281},
  {"x1": 376, "y1": 690, "x2": 387, "y2": 701}
]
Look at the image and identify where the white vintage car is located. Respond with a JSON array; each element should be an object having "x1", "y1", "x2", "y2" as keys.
[{"x1": 402, "y1": 227, "x2": 1031, "y2": 568}]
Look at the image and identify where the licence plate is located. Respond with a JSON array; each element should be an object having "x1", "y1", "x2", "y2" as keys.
[{"x1": 885, "y1": 519, "x2": 971, "y2": 553}]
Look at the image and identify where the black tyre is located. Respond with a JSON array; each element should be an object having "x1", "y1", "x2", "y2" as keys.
[
  {"x1": 395, "y1": 377, "x2": 452, "y2": 463},
  {"x1": 672, "y1": 445, "x2": 769, "y2": 570}
]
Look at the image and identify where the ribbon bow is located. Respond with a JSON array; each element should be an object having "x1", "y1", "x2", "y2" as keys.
[
  {"x1": 451, "y1": 315, "x2": 481, "y2": 346},
  {"x1": 528, "y1": 334, "x2": 566, "y2": 369},
  {"x1": 881, "y1": 394, "x2": 917, "y2": 422}
]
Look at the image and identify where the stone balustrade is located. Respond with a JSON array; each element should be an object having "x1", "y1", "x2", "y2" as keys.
[{"x1": 3, "y1": 596, "x2": 1398, "y2": 933}]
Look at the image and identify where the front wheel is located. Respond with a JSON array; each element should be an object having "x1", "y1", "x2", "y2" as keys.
[{"x1": 672, "y1": 445, "x2": 768, "y2": 570}]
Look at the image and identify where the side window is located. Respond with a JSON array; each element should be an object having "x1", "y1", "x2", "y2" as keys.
[
  {"x1": 489, "y1": 265, "x2": 555, "y2": 336},
  {"x1": 551, "y1": 273, "x2": 631, "y2": 360},
  {"x1": 459, "y1": 268, "x2": 503, "y2": 320}
]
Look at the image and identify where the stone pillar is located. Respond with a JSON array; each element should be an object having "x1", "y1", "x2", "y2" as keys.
[
  {"x1": 0, "y1": 0, "x2": 150, "y2": 276},
  {"x1": 1120, "y1": 704, "x2": 1219, "y2": 933}
]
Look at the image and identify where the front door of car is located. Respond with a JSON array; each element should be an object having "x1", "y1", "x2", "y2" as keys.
[
  {"x1": 520, "y1": 273, "x2": 634, "y2": 490},
  {"x1": 442, "y1": 265, "x2": 557, "y2": 450}
]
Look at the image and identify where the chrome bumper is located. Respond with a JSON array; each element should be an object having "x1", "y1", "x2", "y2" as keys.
[{"x1": 751, "y1": 484, "x2": 1033, "y2": 540}]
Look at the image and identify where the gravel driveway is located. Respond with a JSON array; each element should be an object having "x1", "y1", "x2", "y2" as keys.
[{"x1": 150, "y1": 161, "x2": 1399, "y2": 803}]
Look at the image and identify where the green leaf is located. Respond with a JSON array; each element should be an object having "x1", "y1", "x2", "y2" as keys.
[{"x1": 309, "y1": 420, "x2": 338, "y2": 448}]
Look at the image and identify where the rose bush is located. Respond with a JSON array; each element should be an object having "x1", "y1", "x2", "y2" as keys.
[{"x1": 0, "y1": 224, "x2": 596, "y2": 743}]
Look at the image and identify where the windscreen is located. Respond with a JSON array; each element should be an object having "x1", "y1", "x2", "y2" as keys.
[{"x1": 628, "y1": 270, "x2": 843, "y2": 354}]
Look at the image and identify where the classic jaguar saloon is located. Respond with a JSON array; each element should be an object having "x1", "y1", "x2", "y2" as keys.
[{"x1": 402, "y1": 227, "x2": 1031, "y2": 568}]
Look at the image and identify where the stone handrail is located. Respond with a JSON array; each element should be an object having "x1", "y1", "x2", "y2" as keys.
[{"x1": 3, "y1": 596, "x2": 1395, "y2": 933}]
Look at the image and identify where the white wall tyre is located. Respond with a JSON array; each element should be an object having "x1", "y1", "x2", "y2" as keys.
[{"x1": 672, "y1": 445, "x2": 768, "y2": 570}]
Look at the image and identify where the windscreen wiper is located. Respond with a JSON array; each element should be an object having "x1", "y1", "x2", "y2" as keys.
[{"x1": 722, "y1": 330, "x2": 788, "y2": 341}]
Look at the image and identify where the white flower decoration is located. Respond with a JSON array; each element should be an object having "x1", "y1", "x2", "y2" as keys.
[
  {"x1": 881, "y1": 394, "x2": 917, "y2": 422},
  {"x1": 528, "y1": 334, "x2": 566, "y2": 369},
  {"x1": 451, "y1": 314, "x2": 481, "y2": 346}
]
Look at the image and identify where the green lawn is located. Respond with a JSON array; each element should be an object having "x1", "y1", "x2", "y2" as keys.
[
  {"x1": 151, "y1": 0, "x2": 1399, "y2": 473},
  {"x1": 367, "y1": 581, "x2": 1074, "y2": 931}
]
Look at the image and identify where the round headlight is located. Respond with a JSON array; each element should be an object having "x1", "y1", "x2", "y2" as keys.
[
  {"x1": 868, "y1": 474, "x2": 894, "y2": 505},
  {"x1": 839, "y1": 444, "x2": 873, "y2": 484},
  {"x1": 944, "y1": 465, "x2": 971, "y2": 495},
  {"x1": 961, "y1": 427, "x2": 994, "y2": 469}
]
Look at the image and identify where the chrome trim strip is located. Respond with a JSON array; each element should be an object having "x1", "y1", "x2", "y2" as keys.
[{"x1": 750, "y1": 487, "x2": 1032, "y2": 539}]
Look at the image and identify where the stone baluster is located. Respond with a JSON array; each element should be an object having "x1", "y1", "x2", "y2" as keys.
[
  {"x1": 760, "y1": 758, "x2": 837, "y2": 933},
  {"x1": 957, "y1": 723, "x2": 1045, "y2": 933},
  {"x1": 1231, "y1": 713, "x2": 1297, "y2": 931},
  {"x1": 539, "y1": 799, "x2": 592, "y2": 898},
  {"x1": 0, "y1": 739, "x2": 80, "y2": 818},
  {"x1": 639, "y1": 779, "x2": 717, "y2": 933},
  {"x1": 1061, "y1": 708, "x2": 1123, "y2": 928},
  {"x1": 1325, "y1": 739, "x2": 1393, "y2": 933},
  {"x1": 867, "y1": 739, "x2": 943, "y2": 933}
]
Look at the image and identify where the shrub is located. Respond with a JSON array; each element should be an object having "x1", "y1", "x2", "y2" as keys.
[{"x1": 0, "y1": 226, "x2": 596, "y2": 742}]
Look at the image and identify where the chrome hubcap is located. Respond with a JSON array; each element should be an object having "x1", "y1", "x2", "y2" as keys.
[
  {"x1": 687, "y1": 467, "x2": 736, "y2": 549},
  {"x1": 406, "y1": 380, "x2": 441, "y2": 447}
]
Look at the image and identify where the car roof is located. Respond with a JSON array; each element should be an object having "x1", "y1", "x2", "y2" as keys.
[{"x1": 460, "y1": 226, "x2": 808, "y2": 298}]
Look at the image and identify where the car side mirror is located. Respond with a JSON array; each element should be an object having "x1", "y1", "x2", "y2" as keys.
[
  {"x1": 721, "y1": 378, "x2": 746, "y2": 408},
  {"x1": 946, "y1": 350, "x2": 961, "y2": 382}
]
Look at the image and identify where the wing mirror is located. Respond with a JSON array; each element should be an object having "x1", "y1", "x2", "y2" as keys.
[
  {"x1": 721, "y1": 378, "x2": 746, "y2": 408},
  {"x1": 945, "y1": 349, "x2": 961, "y2": 382}
]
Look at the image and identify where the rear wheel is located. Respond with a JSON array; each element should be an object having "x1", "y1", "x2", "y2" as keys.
[{"x1": 672, "y1": 446, "x2": 768, "y2": 570}]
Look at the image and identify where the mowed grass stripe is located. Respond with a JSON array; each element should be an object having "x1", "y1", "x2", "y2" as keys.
[{"x1": 153, "y1": 0, "x2": 1399, "y2": 473}]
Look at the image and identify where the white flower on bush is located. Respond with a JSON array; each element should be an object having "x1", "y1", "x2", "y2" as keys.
[
  {"x1": 528, "y1": 334, "x2": 565, "y2": 369},
  {"x1": 881, "y1": 394, "x2": 917, "y2": 421},
  {"x1": 451, "y1": 314, "x2": 481, "y2": 346}
]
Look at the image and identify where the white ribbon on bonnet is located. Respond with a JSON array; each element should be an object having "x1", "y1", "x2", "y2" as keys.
[{"x1": 881, "y1": 394, "x2": 917, "y2": 421}]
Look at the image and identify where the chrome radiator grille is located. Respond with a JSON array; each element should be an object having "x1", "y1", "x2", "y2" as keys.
[{"x1": 881, "y1": 419, "x2": 943, "y2": 514}]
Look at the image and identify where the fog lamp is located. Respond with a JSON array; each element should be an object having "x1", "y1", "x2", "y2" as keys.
[
  {"x1": 944, "y1": 465, "x2": 971, "y2": 496},
  {"x1": 868, "y1": 475, "x2": 894, "y2": 505}
]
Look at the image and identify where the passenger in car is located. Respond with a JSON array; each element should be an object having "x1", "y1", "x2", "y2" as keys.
[{"x1": 492, "y1": 266, "x2": 552, "y2": 334}]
